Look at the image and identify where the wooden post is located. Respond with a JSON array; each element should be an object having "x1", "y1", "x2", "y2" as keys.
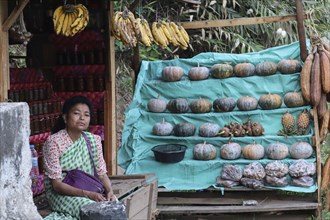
[
  {"x1": 295, "y1": 0, "x2": 308, "y2": 61},
  {"x1": 313, "y1": 109, "x2": 323, "y2": 217},
  {"x1": 104, "y1": 1, "x2": 117, "y2": 175},
  {"x1": 0, "y1": 0, "x2": 9, "y2": 102}
]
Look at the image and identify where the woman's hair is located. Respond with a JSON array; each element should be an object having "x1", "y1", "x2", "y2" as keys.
[{"x1": 51, "y1": 96, "x2": 93, "y2": 134}]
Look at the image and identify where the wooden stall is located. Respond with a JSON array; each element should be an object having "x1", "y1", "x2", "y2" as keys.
[{"x1": 0, "y1": 0, "x2": 117, "y2": 175}]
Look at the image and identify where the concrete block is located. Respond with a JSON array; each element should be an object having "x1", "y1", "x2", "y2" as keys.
[{"x1": 0, "y1": 102, "x2": 42, "y2": 220}]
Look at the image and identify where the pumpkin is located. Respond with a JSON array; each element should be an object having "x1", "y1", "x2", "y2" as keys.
[
  {"x1": 193, "y1": 141, "x2": 217, "y2": 160},
  {"x1": 167, "y1": 98, "x2": 189, "y2": 113},
  {"x1": 199, "y1": 123, "x2": 221, "y2": 137},
  {"x1": 234, "y1": 63, "x2": 256, "y2": 77},
  {"x1": 255, "y1": 62, "x2": 277, "y2": 76},
  {"x1": 284, "y1": 91, "x2": 305, "y2": 108},
  {"x1": 152, "y1": 119, "x2": 173, "y2": 136},
  {"x1": 213, "y1": 97, "x2": 236, "y2": 112},
  {"x1": 188, "y1": 66, "x2": 209, "y2": 81},
  {"x1": 210, "y1": 63, "x2": 233, "y2": 79},
  {"x1": 258, "y1": 94, "x2": 282, "y2": 110},
  {"x1": 190, "y1": 98, "x2": 212, "y2": 113},
  {"x1": 173, "y1": 122, "x2": 196, "y2": 136},
  {"x1": 277, "y1": 59, "x2": 302, "y2": 74},
  {"x1": 290, "y1": 141, "x2": 313, "y2": 159},
  {"x1": 266, "y1": 142, "x2": 289, "y2": 160},
  {"x1": 242, "y1": 143, "x2": 265, "y2": 160},
  {"x1": 220, "y1": 142, "x2": 242, "y2": 160},
  {"x1": 147, "y1": 97, "x2": 167, "y2": 112},
  {"x1": 162, "y1": 66, "x2": 184, "y2": 82},
  {"x1": 237, "y1": 96, "x2": 258, "y2": 111}
]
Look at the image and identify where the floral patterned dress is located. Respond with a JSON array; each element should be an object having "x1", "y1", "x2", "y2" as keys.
[{"x1": 43, "y1": 129, "x2": 107, "y2": 219}]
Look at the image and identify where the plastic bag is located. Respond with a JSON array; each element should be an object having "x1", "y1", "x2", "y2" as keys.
[
  {"x1": 265, "y1": 161, "x2": 289, "y2": 177},
  {"x1": 243, "y1": 161, "x2": 265, "y2": 180},
  {"x1": 80, "y1": 200, "x2": 127, "y2": 220}
]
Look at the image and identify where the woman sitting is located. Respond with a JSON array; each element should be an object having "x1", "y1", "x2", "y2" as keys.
[{"x1": 43, "y1": 96, "x2": 114, "y2": 219}]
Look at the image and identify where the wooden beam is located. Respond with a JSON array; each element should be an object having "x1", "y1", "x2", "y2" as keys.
[
  {"x1": 0, "y1": 0, "x2": 9, "y2": 102},
  {"x1": 104, "y1": 1, "x2": 117, "y2": 175},
  {"x1": 180, "y1": 14, "x2": 307, "y2": 29},
  {"x1": 295, "y1": 0, "x2": 308, "y2": 61},
  {"x1": 2, "y1": 0, "x2": 29, "y2": 32}
]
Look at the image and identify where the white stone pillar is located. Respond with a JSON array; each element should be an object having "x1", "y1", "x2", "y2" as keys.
[{"x1": 0, "y1": 103, "x2": 42, "y2": 220}]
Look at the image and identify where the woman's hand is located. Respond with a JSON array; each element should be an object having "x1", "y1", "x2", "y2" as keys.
[
  {"x1": 105, "y1": 190, "x2": 115, "y2": 201},
  {"x1": 85, "y1": 191, "x2": 106, "y2": 202}
]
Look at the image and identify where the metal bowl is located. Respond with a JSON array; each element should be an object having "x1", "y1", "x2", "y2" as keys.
[{"x1": 151, "y1": 144, "x2": 187, "y2": 163}]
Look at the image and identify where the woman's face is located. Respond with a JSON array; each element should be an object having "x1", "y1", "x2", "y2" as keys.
[{"x1": 64, "y1": 103, "x2": 90, "y2": 132}]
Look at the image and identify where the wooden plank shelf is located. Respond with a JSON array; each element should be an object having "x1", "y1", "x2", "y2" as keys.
[{"x1": 157, "y1": 188, "x2": 319, "y2": 218}]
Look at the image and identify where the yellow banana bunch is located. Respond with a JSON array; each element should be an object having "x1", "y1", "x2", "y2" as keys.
[
  {"x1": 135, "y1": 18, "x2": 152, "y2": 47},
  {"x1": 152, "y1": 21, "x2": 169, "y2": 49},
  {"x1": 53, "y1": 4, "x2": 89, "y2": 37},
  {"x1": 170, "y1": 22, "x2": 188, "y2": 50},
  {"x1": 111, "y1": 8, "x2": 138, "y2": 48}
]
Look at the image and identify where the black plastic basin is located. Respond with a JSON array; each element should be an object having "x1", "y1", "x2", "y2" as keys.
[{"x1": 152, "y1": 144, "x2": 187, "y2": 163}]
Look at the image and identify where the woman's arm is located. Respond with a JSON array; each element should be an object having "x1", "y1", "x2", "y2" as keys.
[
  {"x1": 98, "y1": 174, "x2": 115, "y2": 201},
  {"x1": 51, "y1": 179, "x2": 107, "y2": 202}
]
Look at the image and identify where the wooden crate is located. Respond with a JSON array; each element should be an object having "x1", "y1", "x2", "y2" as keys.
[{"x1": 111, "y1": 174, "x2": 158, "y2": 220}]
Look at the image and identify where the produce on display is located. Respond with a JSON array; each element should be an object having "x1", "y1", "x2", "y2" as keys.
[
  {"x1": 111, "y1": 8, "x2": 189, "y2": 49},
  {"x1": 162, "y1": 66, "x2": 184, "y2": 82},
  {"x1": 281, "y1": 110, "x2": 296, "y2": 133},
  {"x1": 152, "y1": 119, "x2": 173, "y2": 136},
  {"x1": 233, "y1": 63, "x2": 256, "y2": 77},
  {"x1": 265, "y1": 142, "x2": 289, "y2": 160},
  {"x1": 241, "y1": 162, "x2": 265, "y2": 189},
  {"x1": 265, "y1": 176, "x2": 289, "y2": 187},
  {"x1": 188, "y1": 66, "x2": 210, "y2": 81},
  {"x1": 237, "y1": 96, "x2": 258, "y2": 111},
  {"x1": 317, "y1": 93, "x2": 328, "y2": 118},
  {"x1": 300, "y1": 53, "x2": 314, "y2": 102},
  {"x1": 198, "y1": 123, "x2": 221, "y2": 137},
  {"x1": 221, "y1": 164, "x2": 243, "y2": 182},
  {"x1": 297, "y1": 109, "x2": 310, "y2": 135},
  {"x1": 213, "y1": 97, "x2": 236, "y2": 112},
  {"x1": 210, "y1": 63, "x2": 234, "y2": 79},
  {"x1": 265, "y1": 161, "x2": 289, "y2": 177},
  {"x1": 289, "y1": 160, "x2": 316, "y2": 187},
  {"x1": 167, "y1": 98, "x2": 189, "y2": 113},
  {"x1": 220, "y1": 142, "x2": 242, "y2": 160},
  {"x1": 193, "y1": 141, "x2": 217, "y2": 160},
  {"x1": 53, "y1": 4, "x2": 89, "y2": 36},
  {"x1": 277, "y1": 59, "x2": 302, "y2": 74},
  {"x1": 258, "y1": 94, "x2": 282, "y2": 110},
  {"x1": 255, "y1": 61, "x2": 277, "y2": 76},
  {"x1": 283, "y1": 91, "x2": 305, "y2": 108},
  {"x1": 147, "y1": 96, "x2": 167, "y2": 113},
  {"x1": 190, "y1": 98, "x2": 212, "y2": 113},
  {"x1": 289, "y1": 141, "x2": 313, "y2": 159},
  {"x1": 242, "y1": 143, "x2": 265, "y2": 160},
  {"x1": 173, "y1": 122, "x2": 196, "y2": 136}
]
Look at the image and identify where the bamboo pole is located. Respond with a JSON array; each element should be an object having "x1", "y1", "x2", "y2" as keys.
[{"x1": 105, "y1": 1, "x2": 117, "y2": 175}]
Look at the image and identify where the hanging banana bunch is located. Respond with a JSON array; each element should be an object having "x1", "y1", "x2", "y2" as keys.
[
  {"x1": 53, "y1": 4, "x2": 89, "y2": 37},
  {"x1": 111, "y1": 8, "x2": 190, "y2": 50},
  {"x1": 111, "y1": 7, "x2": 138, "y2": 48}
]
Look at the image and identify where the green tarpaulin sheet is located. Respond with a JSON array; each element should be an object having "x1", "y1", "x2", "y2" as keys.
[{"x1": 118, "y1": 41, "x2": 316, "y2": 193}]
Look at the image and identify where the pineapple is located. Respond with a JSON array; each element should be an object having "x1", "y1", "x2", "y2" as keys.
[
  {"x1": 281, "y1": 111, "x2": 295, "y2": 131},
  {"x1": 297, "y1": 109, "x2": 310, "y2": 135},
  {"x1": 278, "y1": 110, "x2": 297, "y2": 136}
]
